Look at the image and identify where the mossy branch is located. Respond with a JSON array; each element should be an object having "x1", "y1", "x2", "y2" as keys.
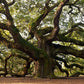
[
  {"x1": 70, "y1": 71, "x2": 84, "y2": 77},
  {"x1": 57, "y1": 34, "x2": 84, "y2": 46},
  {"x1": 52, "y1": 44, "x2": 84, "y2": 59},
  {"x1": 55, "y1": 61, "x2": 69, "y2": 77},
  {"x1": 55, "y1": 56, "x2": 84, "y2": 69}
]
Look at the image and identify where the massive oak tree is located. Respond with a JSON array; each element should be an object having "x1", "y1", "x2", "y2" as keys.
[{"x1": 0, "y1": 0, "x2": 84, "y2": 78}]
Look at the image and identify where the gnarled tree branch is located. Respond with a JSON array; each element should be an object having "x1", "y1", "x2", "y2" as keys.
[
  {"x1": 52, "y1": 44, "x2": 84, "y2": 59},
  {"x1": 55, "y1": 61, "x2": 69, "y2": 77},
  {"x1": 29, "y1": 1, "x2": 60, "y2": 38},
  {"x1": 46, "y1": 0, "x2": 69, "y2": 42},
  {"x1": 57, "y1": 34, "x2": 84, "y2": 46},
  {"x1": 62, "y1": 23, "x2": 84, "y2": 35},
  {"x1": 55, "y1": 56, "x2": 84, "y2": 69}
]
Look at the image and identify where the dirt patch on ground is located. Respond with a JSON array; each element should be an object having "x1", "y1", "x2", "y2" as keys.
[{"x1": 0, "y1": 77, "x2": 84, "y2": 84}]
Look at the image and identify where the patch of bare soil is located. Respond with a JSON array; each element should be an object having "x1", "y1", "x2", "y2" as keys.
[{"x1": 0, "y1": 77, "x2": 84, "y2": 84}]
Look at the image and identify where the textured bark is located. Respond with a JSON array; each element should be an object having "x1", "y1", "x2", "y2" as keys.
[{"x1": 38, "y1": 58, "x2": 56, "y2": 78}]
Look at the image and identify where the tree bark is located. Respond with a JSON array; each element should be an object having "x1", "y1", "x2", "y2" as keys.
[{"x1": 37, "y1": 57, "x2": 56, "y2": 78}]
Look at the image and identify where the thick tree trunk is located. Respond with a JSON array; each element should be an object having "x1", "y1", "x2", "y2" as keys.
[
  {"x1": 36, "y1": 39, "x2": 56, "y2": 78},
  {"x1": 37, "y1": 57, "x2": 56, "y2": 78}
]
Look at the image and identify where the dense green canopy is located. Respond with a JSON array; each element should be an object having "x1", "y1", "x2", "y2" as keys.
[{"x1": 0, "y1": 0, "x2": 84, "y2": 78}]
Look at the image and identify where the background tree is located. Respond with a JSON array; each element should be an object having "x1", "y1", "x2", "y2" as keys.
[{"x1": 0, "y1": 0, "x2": 84, "y2": 78}]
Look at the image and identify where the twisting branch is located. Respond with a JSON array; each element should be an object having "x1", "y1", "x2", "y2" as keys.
[
  {"x1": 1, "y1": 0, "x2": 22, "y2": 43},
  {"x1": 46, "y1": 0, "x2": 69, "y2": 42},
  {"x1": 0, "y1": 22, "x2": 45, "y2": 61},
  {"x1": 29, "y1": 1, "x2": 60, "y2": 38},
  {"x1": 55, "y1": 61, "x2": 69, "y2": 77},
  {"x1": 0, "y1": 22, "x2": 22, "y2": 43},
  {"x1": 52, "y1": 44, "x2": 84, "y2": 59},
  {"x1": 55, "y1": 56, "x2": 84, "y2": 69},
  {"x1": 57, "y1": 34, "x2": 84, "y2": 46},
  {"x1": 1, "y1": 0, "x2": 48, "y2": 61}
]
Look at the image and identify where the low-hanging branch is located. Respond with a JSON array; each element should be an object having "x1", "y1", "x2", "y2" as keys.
[
  {"x1": 0, "y1": 35, "x2": 39, "y2": 61},
  {"x1": 57, "y1": 34, "x2": 84, "y2": 46},
  {"x1": 62, "y1": 28, "x2": 84, "y2": 36},
  {"x1": 70, "y1": 71, "x2": 84, "y2": 77},
  {"x1": 55, "y1": 61, "x2": 69, "y2": 77},
  {"x1": 55, "y1": 56, "x2": 84, "y2": 69},
  {"x1": 0, "y1": 0, "x2": 48, "y2": 61},
  {"x1": 52, "y1": 44, "x2": 84, "y2": 59}
]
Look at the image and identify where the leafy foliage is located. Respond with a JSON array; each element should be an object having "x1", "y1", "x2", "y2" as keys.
[{"x1": 0, "y1": 0, "x2": 84, "y2": 78}]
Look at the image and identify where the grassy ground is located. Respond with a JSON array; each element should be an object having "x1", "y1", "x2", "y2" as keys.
[{"x1": 0, "y1": 77, "x2": 84, "y2": 84}]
